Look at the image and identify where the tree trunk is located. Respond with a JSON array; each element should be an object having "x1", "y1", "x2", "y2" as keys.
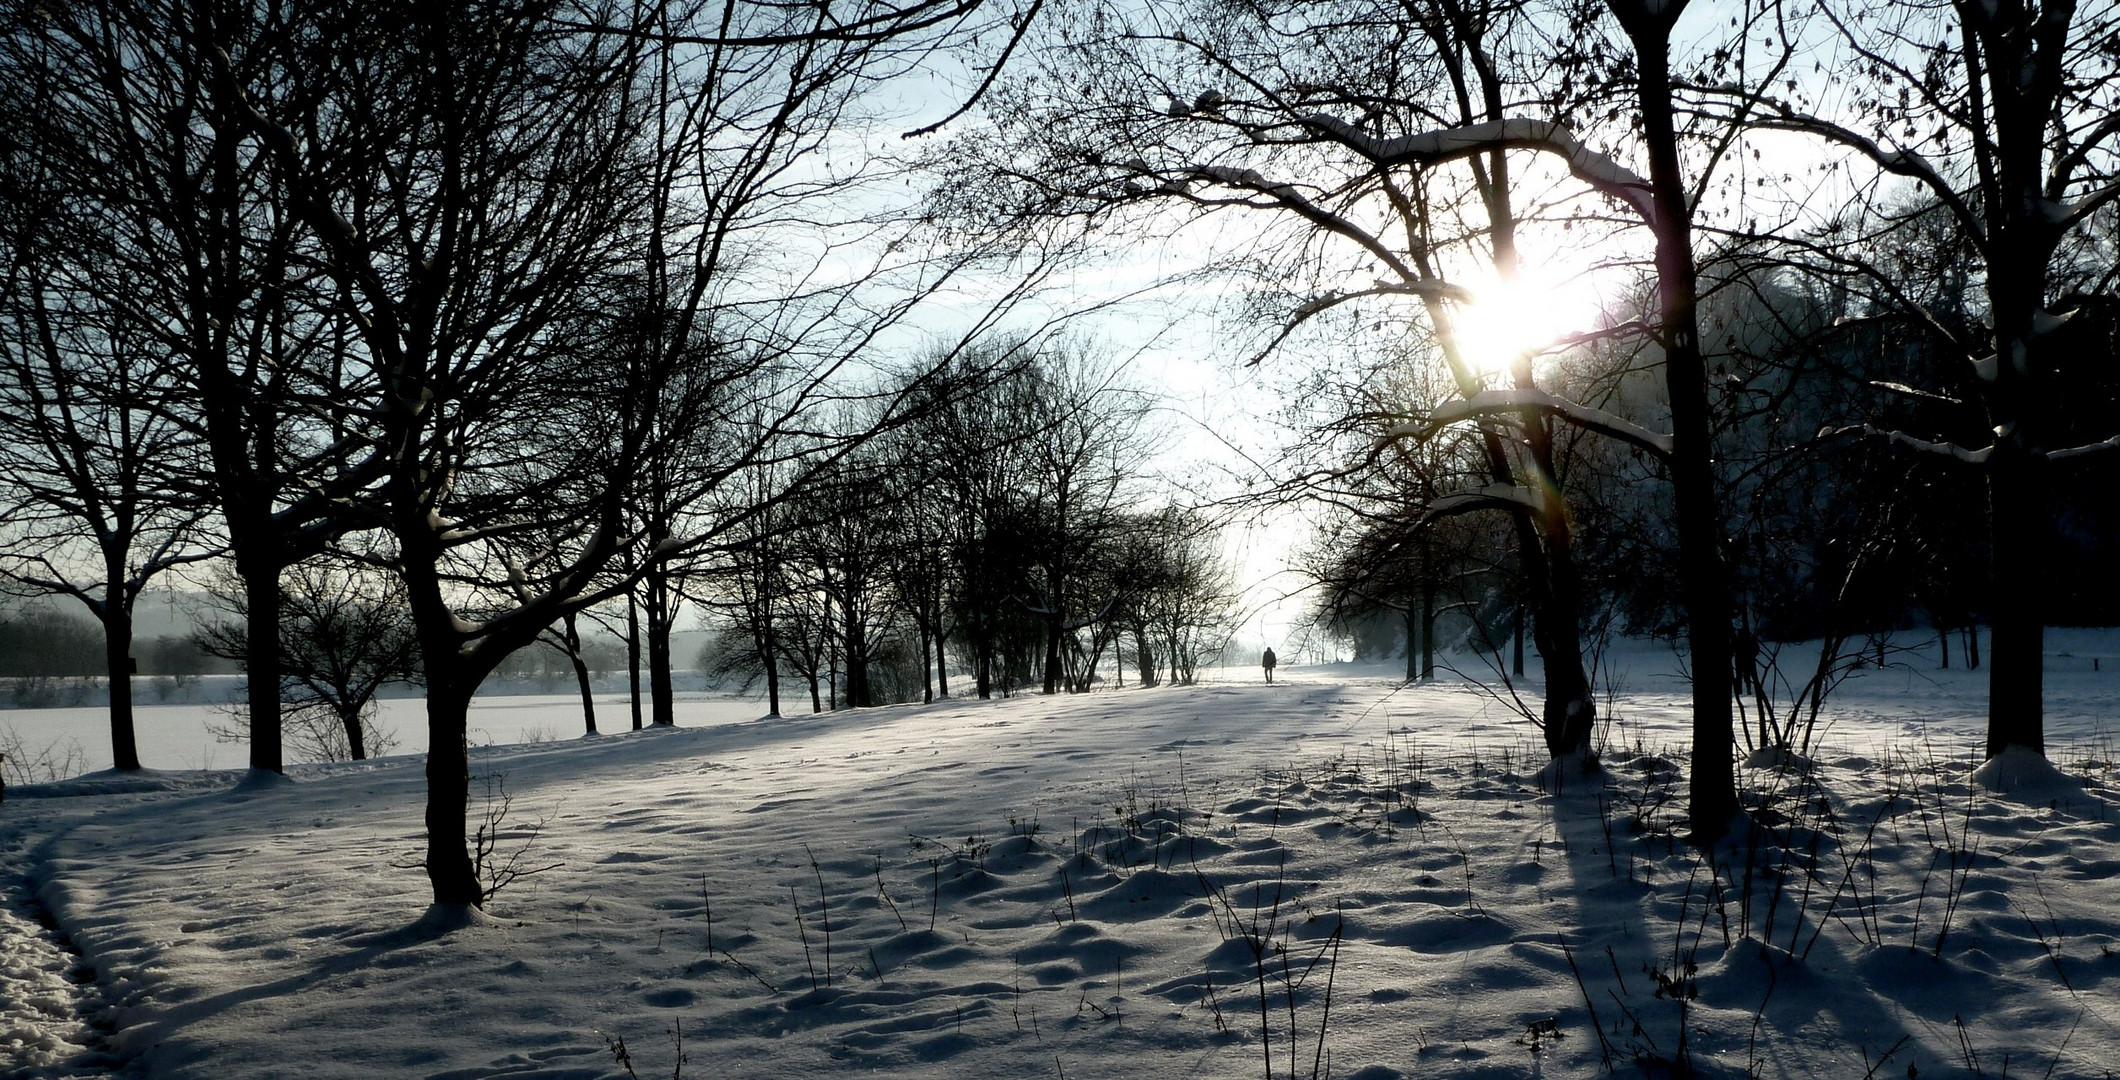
[
  {"x1": 564, "y1": 614, "x2": 597, "y2": 735},
  {"x1": 1133, "y1": 622, "x2": 1157, "y2": 687},
  {"x1": 917, "y1": 621, "x2": 933, "y2": 704},
  {"x1": 844, "y1": 599, "x2": 870, "y2": 708},
  {"x1": 342, "y1": 705, "x2": 368, "y2": 761},
  {"x1": 1512, "y1": 600, "x2": 1525, "y2": 677},
  {"x1": 1510, "y1": 370, "x2": 1597, "y2": 755},
  {"x1": 1984, "y1": 445, "x2": 2046, "y2": 756},
  {"x1": 1399, "y1": 603, "x2": 1413, "y2": 682},
  {"x1": 1420, "y1": 538, "x2": 1437, "y2": 680},
  {"x1": 975, "y1": 632, "x2": 993, "y2": 699},
  {"x1": 760, "y1": 615, "x2": 782, "y2": 717},
  {"x1": 102, "y1": 594, "x2": 142, "y2": 771},
  {"x1": 626, "y1": 585, "x2": 643, "y2": 730},
  {"x1": 244, "y1": 563, "x2": 286, "y2": 774},
  {"x1": 423, "y1": 676, "x2": 481, "y2": 909},
  {"x1": 1618, "y1": 0, "x2": 1736, "y2": 841},
  {"x1": 646, "y1": 566, "x2": 675, "y2": 725},
  {"x1": 934, "y1": 627, "x2": 950, "y2": 699},
  {"x1": 1042, "y1": 602, "x2": 1065, "y2": 695},
  {"x1": 1537, "y1": 528, "x2": 1598, "y2": 758}
]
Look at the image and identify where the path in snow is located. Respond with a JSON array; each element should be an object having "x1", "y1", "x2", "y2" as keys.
[{"x1": 1, "y1": 848, "x2": 110, "y2": 1077}]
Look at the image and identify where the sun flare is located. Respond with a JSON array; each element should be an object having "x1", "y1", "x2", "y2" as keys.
[{"x1": 1447, "y1": 270, "x2": 1600, "y2": 377}]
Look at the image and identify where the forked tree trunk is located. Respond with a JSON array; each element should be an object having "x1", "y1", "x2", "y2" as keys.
[{"x1": 337, "y1": 692, "x2": 368, "y2": 760}]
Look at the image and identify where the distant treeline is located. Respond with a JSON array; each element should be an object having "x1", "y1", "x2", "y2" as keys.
[{"x1": 0, "y1": 606, "x2": 233, "y2": 679}]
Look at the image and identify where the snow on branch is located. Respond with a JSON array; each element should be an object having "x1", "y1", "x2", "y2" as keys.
[
  {"x1": 1826, "y1": 423, "x2": 2120, "y2": 465},
  {"x1": 1821, "y1": 424, "x2": 1991, "y2": 465},
  {"x1": 1190, "y1": 164, "x2": 1316, "y2": 209},
  {"x1": 2044, "y1": 179, "x2": 2120, "y2": 235},
  {"x1": 1869, "y1": 380, "x2": 1963, "y2": 405},
  {"x1": 1373, "y1": 278, "x2": 1473, "y2": 304},
  {"x1": 1746, "y1": 107, "x2": 1985, "y2": 246},
  {"x1": 1418, "y1": 484, "x2": 1548, "y2": 526},
  {"x1": 1387, "y1": 389, "x2": 1675, "y2": 458},
  {"x1": 2048, "y1": 434, "x2": 2120, "y2": 463},
  {"x1": 1299, "y1": 115, "x2": 1659, "y2": 227}
]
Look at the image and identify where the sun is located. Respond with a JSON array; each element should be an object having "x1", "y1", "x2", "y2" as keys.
[{"x1": 1446, "y1": 268, "x2": 1600, "y2": 378}]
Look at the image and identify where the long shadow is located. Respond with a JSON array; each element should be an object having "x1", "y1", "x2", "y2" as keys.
[
  {"x1": 88, "y1": 906, "x2": 481, "y2": 1071},
  {"x1": 1548, "y1": 749, "x2": 1935, "y2": 1079},
  {"x1": 1546, "y1": 758, "x2": 1672, "y2": 1074}
]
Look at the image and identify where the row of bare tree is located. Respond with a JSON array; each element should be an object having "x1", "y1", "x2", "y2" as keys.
[
  {"x1": 692, "y1": 343, "x2": 1239, "y2": 712},
  {"x1": 0, "y1": 0, "x2": 1060, "y2": 910}
]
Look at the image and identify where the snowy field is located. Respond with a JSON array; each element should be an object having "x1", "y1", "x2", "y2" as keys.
[
  {"x1": 2, "y1": 632, "x2": 2117, "y2": 1079},
  {"x1": 0, "y1": 681, "x2": 764, "y2": 773}
]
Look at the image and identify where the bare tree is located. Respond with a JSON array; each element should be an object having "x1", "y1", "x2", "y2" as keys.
[
  {"x1": 689, "y1": 455, "x2": 797, "y2": 715},
  {"x1": 0, "y1": 173, "x2": 218, "y2": 768},
  {"x1": 1014, "y1": 346, "x2": 1157, "y2": 695},
  {"x1": 197, "y1": 558, "x2": 420, "y2": 762},
  {"x1": 3, "y1": 0, "x2": 394, "y2": 775},
  {"x1": 1122, "y1": 507, "x2": 1239, "y2": 687},
  {"x1": 1733, "y1": 0, "x2": 2120, "y2": 762},
  {"x1": 212, "y1": 0, "x2": 1047, "y2": 908}
]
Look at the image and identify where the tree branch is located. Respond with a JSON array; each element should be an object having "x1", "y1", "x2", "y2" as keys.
[
  {"x1": 1297, "y1": 115, "x2": 1659, "y2": 227},
  {"x1": 1387, "y1": 388, "x2": 1675, "y2": 459}
]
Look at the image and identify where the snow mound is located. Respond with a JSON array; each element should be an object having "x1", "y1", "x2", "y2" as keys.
[
  {"x1": 1970, "y1": 744, "x2": 2081, "y2": 799},
  {"x1": 1741, "y1": 745, "x2": 1817, "y2": 772},
  {"x1": 1533, "y1": 747, "x2": 1599, "y2": 794},
  {"x1": 6, "y1": 768, "x2": 236, "y2": 801},
  {"x1": 230, "y1": 767, "x2": 299, "y2": 794},
  {"x1": 409, "y1": 903, "x2": 503, "y2": 934}
]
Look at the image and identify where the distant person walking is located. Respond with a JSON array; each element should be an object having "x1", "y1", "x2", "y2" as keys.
[{"x1": 1262, "y1": 647, "x2": 1278, "y2": 684}]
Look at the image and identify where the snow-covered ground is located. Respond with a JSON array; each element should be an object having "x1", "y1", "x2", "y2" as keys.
[{"x1": 2, "y1": 634, "x2": 2116, "y2": 1079}]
